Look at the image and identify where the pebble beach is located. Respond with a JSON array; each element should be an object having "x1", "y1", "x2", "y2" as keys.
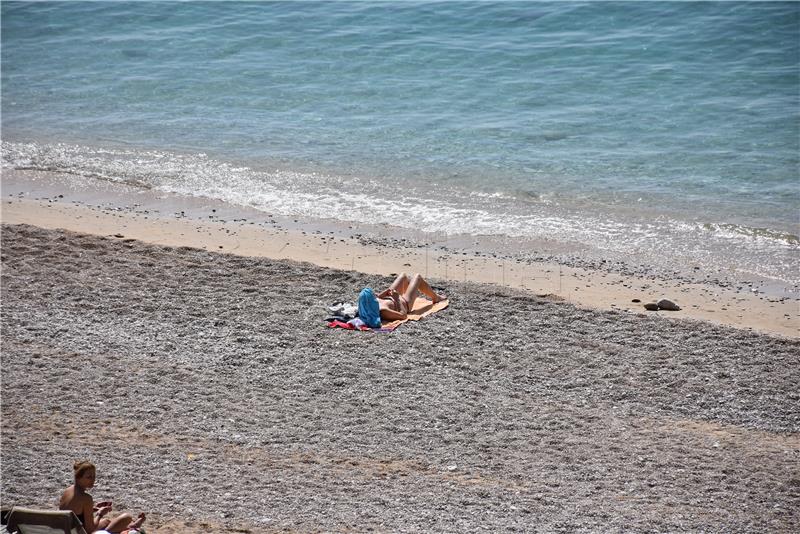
[
  {"x1": 2, "y1": 222, "x2": 798, "y2": 533},
  {"x1": 3, "y1": 2, "x2": 800, "y2": 531}
]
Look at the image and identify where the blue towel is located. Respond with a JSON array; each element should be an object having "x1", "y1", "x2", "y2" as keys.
[{"x1": 357, "y1": 287, "x2": 382, "y2": 328}]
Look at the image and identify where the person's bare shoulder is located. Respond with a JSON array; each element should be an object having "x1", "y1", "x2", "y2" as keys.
[
  {"x1": 59, "y1": 486, "x2": 74, "y2": 509},
  {"x1": 60, "y1": 486, "x2": 91, "y2": 511}
]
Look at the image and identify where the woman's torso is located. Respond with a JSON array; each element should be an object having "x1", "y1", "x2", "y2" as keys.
[
  {"x1": 59, "y1": 486, "x2": 90, "y2": 525},
  {"x1": 378, "y1": 296, "x2": 408, "y2": 314}
]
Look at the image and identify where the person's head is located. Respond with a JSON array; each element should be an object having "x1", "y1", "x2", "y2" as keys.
[{"x1": 73, "y1": 460, "x2": 96, "y2": 490}]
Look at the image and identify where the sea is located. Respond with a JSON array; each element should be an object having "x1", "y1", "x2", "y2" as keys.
[{"x1": 2, "y1": 1, "x2": 798, "y2": 287}]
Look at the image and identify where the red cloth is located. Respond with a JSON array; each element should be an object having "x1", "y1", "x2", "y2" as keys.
[{"x1": 327, "y1": 320, "x2": 371, "y2": 331}]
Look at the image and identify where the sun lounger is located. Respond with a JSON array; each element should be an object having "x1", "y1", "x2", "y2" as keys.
[{"x1": 5, "y1": 506, "x2": 88, "y2": 534}]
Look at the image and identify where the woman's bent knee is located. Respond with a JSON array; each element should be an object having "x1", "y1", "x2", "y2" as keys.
[{"x1": 106, "y1": 513, "x2": 133, "y2": 533}]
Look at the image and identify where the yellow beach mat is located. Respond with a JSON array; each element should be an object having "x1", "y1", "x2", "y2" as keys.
[{"x1": 381, "y1": 297, "x2": 449, "y2": 331}]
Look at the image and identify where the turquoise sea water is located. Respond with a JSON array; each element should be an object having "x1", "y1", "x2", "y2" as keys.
[{"x1": 2, "y1": 2, "x2": 798, "y2": 284}]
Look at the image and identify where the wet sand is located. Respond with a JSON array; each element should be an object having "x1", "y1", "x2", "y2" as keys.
[
  {"x1": 1, "y1": 221, "x2": 799, "y2": 533},
  {"x1": 2, "y1": 168, "x2": 797, "y2": 338}
]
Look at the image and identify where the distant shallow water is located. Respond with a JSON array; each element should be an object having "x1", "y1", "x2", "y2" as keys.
[{"x1": 2, "y1": 1, "x2": 798, "y2": 284}]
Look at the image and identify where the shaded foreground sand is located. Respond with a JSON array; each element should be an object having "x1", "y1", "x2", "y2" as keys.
[{"x1": 2, "y1": 224, "x2": 799, "y2": 532}]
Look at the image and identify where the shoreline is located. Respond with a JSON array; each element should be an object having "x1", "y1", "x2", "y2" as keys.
[{"x1": 1, "y1": 168, "x2": 797, "y2": 338}]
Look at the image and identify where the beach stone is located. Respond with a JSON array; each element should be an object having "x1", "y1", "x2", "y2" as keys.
[
  {"x1": 657, "y1": 298, "x2": 681, "y2": 311},
  {"x1": 3, "y1": 223, "x2": 799, "y2": 533},
  {"x1": 643, "y1": 302, "x2": 659, "y2": 311}
]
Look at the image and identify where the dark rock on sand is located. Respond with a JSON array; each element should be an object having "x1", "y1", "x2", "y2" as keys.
[
  {"x1": 657, "y1": 298, "x2": 681, "y2": 311},
  {"x1": 644, "y1": 302, "x2": 660, "y2": 311}
]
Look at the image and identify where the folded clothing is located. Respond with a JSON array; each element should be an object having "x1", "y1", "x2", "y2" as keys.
[
  {"x1": 325, "y1": 300, "x2": 359, "y2": 323},
  {"x1": 328, "y1": 301, "x2": 358, "y2": 318}
]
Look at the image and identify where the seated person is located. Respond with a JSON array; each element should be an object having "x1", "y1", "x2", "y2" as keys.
[
  {"x1": 360, "y1": 273, "x2": 446, "y2": 325},
  {"x1": 59, "y1": 460, "x2": 146, "y2": 534}
]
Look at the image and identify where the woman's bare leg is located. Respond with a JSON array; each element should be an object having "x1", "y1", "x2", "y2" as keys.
[
  {"x1": 402, "y1": 274, "x2": 446, "y2": 305},
  {"x1": 105, "y1": 513, "x2": 132, "y2": 533},
  {"x1": 390, "y1": 272, "x2": 410, "y2": 294},
  {"x1": 129, "y1": 513, "x2": 146, "y2": 530},
  {"x1": 106, "y1": 512, "x2": 146, "y2": 533}
]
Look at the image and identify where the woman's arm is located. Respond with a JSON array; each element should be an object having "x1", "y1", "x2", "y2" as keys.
[
  {"x1": 379, "y1": 307, "x2": 407, "y2": 321},
  {"x1": 81, "y1": 497, "x2": 97, "y2": 533}
]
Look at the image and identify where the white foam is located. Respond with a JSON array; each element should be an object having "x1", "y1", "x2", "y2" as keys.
[{"x1": 3, "y1": 141, "x2": 797, "y2": 284}]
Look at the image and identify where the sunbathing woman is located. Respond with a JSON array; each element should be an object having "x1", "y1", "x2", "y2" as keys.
[
  {"x1": 372, "y1": 272, "x2": 447, "y2": 321},
  {"x1": 59, "y1": 461, "x2": 146, "y2": 534}
]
